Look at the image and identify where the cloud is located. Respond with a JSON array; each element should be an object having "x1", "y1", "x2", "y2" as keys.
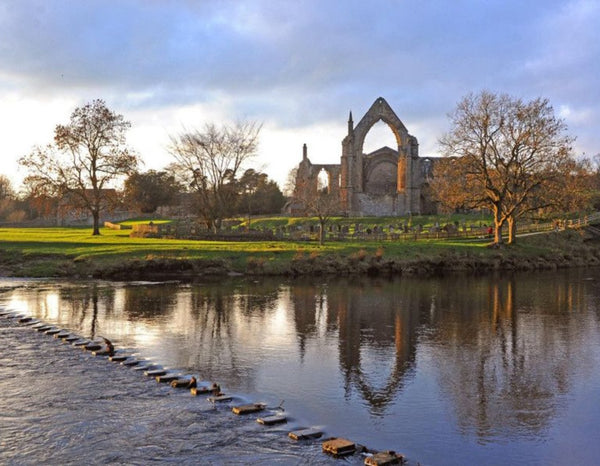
[{"x1": 0, "y1": 0, "x2": 598, "y2": 186}]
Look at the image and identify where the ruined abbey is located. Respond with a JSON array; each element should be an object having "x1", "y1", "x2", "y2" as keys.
[{"x1": 291, "y1": 97, "x2": 438, "y2": 216}]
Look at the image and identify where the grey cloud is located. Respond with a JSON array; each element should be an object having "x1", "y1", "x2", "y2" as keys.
[{"x1": 0, "y1": 0, "x2": 597, "y2": 156}]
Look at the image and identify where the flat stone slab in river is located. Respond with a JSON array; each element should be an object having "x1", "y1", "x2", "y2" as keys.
[
  {"x1": 22, "y1": 319, "x2": 41, "y2": 326},
  {"x1": 72, "y1": 339, "x2": 91, "y2": 346},
  {"x1": 35, "y1": 325, "x2": 53, "y2": 332},
  {"x1": 156, "y1": 373, "x2": 182, "y2": 383},
  {"x1": 109, "y1": 354, "x2": 128, "y2": 362},
  {"x1": 288, "y1": 427, "x2": 323, "y2": 440},
  {"x1": 232, "y1": 403, "x2": 266, "y2": 415},
  {"x1": 322, "y1": 438, "x2": 356, "y2": 456},
  {"x1": 121, "y1": 358, "x2": 142, "y2": 366},
  {"x1": 207, "y1": 394, "x2": 232, "y2": 403},
  {"x1": 84, "y1": 342, "x2": 102, "y2": 351},
  {"x1": 257, "y1": 414, "x2": 287, "y2": 425},
  {"x1": 364, "y1": 450, "x2": 405, "y2": 465},
  {"x1": 190, "y1": 384, "x2": 219, "y2": 396}
]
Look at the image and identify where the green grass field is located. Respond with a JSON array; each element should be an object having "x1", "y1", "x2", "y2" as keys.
[{"x1": 0, "y1": 213, "x2": 587, "y2": 278}]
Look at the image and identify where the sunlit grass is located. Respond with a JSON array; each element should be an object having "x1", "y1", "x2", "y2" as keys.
[
  {"x1": 0, "y1": 225, "x2": 489, "y2": 261},
  {"x1": 1, "y1": 222, "x2": 569, "y2": 278}
]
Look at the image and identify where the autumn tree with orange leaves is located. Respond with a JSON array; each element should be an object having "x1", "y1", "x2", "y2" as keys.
[{"x1": 432, "y1": 91, "x2": 578, "y2": 244}]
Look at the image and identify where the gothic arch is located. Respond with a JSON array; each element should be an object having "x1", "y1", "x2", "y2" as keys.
[{"x1": 352, "y1": 97, "x2": 409, "y2": 155}]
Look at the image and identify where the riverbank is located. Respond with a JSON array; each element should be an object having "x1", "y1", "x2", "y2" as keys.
[{"x1": 1, "y1": 226, "x2": 599, "y2": 280}]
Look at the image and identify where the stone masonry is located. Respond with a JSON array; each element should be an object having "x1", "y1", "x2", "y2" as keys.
[{"x1": 292, "y1": 97, "x2": 437, "y2": 216}]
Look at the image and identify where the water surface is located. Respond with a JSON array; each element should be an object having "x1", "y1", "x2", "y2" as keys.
[{"x1": 2, "y1": 269, "x2": 600, "y2": 465}]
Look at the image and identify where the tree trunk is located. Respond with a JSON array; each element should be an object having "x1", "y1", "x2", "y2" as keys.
[
  {"x1": 319, "y1": 222, "x2": 325, "y2": 245},
  {"x1": 507, "y1": 216, "x2": 517, "y2": 244},
  {"x1": 493, "y1": 208, "x2": 503, "y2": 245},
  {"x1": 92, "y1": 210, "x2": 101, "y2": 236}
]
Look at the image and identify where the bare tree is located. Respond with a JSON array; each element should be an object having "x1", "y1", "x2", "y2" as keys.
[
  {"x1": 307, "y1": 190, "x2": 340, "y2": 245},
  {"x1": 19, "y1": 99, "x2": 139, "y2": 235},
  {"x1": 169, "y1": 121, "x2": 261, "y2": 232},
  {"x1": 0, "y1": 174, "x2": 16, "y2": 220},
  {"x1": 283, "y1": 167, "x2": 298, "y2": 197},
  {"x1": 433, "y1": 91, "x2": 575, "y2": 244}
]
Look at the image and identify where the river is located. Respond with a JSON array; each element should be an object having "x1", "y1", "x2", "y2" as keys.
[{"x1": 1, "y1": 269, "x2": 600, "y2": 465}]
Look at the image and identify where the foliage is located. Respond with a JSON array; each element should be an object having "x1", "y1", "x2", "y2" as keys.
[
  {"x1": 432, "y1": 91, "x2": 576, "y2": 244},
  {"x1": 19, "y1": 99, "x2": 139, "y2": 235},
  {"x1": 169, "y1": 121, "x2": 261, "y2": 232},
  {"x1": 235, "y1": 169, "x2": 286, "y2": 218},
  {"x1": 123, "y1": 170, "x2": 184, "y2": 213}
]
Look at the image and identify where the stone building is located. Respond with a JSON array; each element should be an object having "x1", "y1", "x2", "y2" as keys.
[{"x1": 291, "y1": 97, "x2": 438, "y2": 216}]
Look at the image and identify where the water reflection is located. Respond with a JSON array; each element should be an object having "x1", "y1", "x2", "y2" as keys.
[
  {"x1": 321, "y1": 279, "x2": 419, "y2": 416},
  {"x1": 428, "y1": 274, "x2": 597, "y2": 441},
  {"x1": 2, "y1": 270, "x2": 600, "y2": 464}
]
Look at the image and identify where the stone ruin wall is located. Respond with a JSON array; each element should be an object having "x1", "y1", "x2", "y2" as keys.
[{"x1": 291, "y1": 97, "x2": 438, "y2": 217}]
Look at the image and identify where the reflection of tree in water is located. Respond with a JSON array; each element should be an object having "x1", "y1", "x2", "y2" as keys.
[
  {"x1": 122, "y1": 284, "x2": 179, "y2": 320},
  {"x1": 291, "y1": 277, "x2": 425, "y2": 416},
  {"x1": 429, "y1": 273, "x2": 598, "y2": 441},
  {"x1": 235, "y1": 281, "x2": 280, "y2": 317},
  {"x1": 290, "y1": 280, "x2": 329, "y2": 362},
  {"x1": 183, "y1": 285, "x2": 245, "y2": 384},
  {"x1": 57, "y1": 284, "x2": 116, "y2": 337}
]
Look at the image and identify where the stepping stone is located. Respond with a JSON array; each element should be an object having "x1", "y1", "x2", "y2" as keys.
[
  {"x1": 65, "y1": 335, "x2": 81, "y2": 342},
  {"x1": 22, "y1": 319, "x2": 41, "y2": 326},
  {"x1": 156, "y1": 373, "x2": 182, "y2": 383},
  {"x1": 55, "y1": 331, "x2": 71, "y2": 339},
  {"x1": 364, "y1": 451, "x2": 405, "y2": 466},
  {"x1": 35, "y1": 325, "x2": 53, "y2": 332},
  {"x1": 84, "y1": 342, "x2": 102, "y2": 351},
  {"x1": 322, "y1": 438, "x2": 356, "y2": 456},
  {"x1": 232, "y1": 403, "x2": 266, "y2": 415},
  {"x1": 145, "y1": 368, "x2": 167, "y2": 377},
  {"x1": 109, "y1": 354, "x2": 128, "y2": 362},
  {"x1": 133, "y1": 364, "x2": 159, "y2": 372},
  {"x1": 170, "y1": 377, "x2": 195, "y2": 388},
  {"x1": 72, "y1": 339, "x2": 91, "y2": 346},
  {"x1": 190, "y1": 384, "x2": 220, "y2": 396},
  {"x1": 207, "y1": 394, "x2": 232, "y2": 403},
  {"x1": 288, "y1": 427, "x2": 323, "y2": 440},
  {"x1": 45, "y1": 328, "x2": 62, "y2": 335},
  {"x1": 121, "y1": 358, "x2": 142, "y2": 367},
  {"x1": 257, "y1": 414, "x2": 287, "y2": 425}
]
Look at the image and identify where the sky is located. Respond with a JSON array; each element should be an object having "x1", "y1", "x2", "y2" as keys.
[{"x1": 0, "y1": 0, "x2": 599, "y2": 192}]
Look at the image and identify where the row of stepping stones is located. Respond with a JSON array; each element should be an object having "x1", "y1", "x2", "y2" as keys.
[{"x1": 1, "y1": 308, "x2": 406, "y2": 465}]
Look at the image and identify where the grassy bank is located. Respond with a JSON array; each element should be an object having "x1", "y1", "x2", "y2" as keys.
[{"x1": 0, "y1": 225, "x2": 598, "y2": 279}]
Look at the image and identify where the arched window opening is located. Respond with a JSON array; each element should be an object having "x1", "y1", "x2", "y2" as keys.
[
  {"x1": 317, "y1": 168, "x2": 329, "y2": 194},
  {"x1": 363, "y1": 120, "x2": 398, "y2": 154}
]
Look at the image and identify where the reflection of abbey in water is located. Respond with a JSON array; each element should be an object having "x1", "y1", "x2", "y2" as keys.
[
  {"x1": 290, "y1": 97, "x2": 438, "y2": 216},
  {"x1": 291, "y1": 279, "x2": 421, "y2": 415}
]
